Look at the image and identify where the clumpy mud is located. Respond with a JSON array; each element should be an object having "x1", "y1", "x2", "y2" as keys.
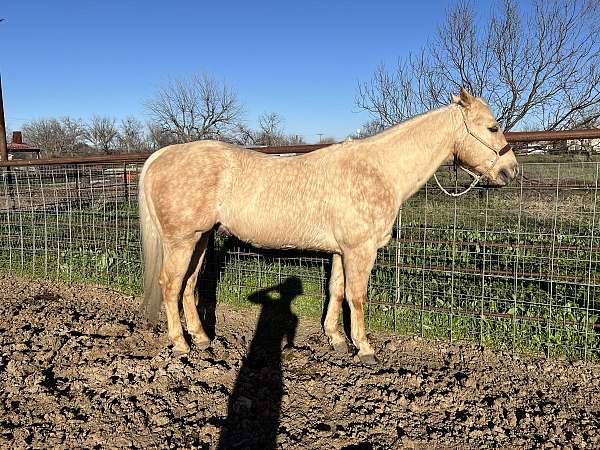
[{"x1": 1, "y1": 274, "x2": 599, "y2": 449}]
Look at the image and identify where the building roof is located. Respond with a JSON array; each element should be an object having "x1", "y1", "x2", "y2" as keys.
[
  {"x1": 7, "y1": 131, "x2": 40, "y2": 153},
  {"x1": 7, "y1": 142, "x2": 41, "y2": 153}
]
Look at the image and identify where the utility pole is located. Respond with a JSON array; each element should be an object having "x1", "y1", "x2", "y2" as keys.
[
  {"x1": 0, "y1": 75, "x2": 7, "y2": 161},
  {"x1": 0, "y1": 19, "x2": 7, "y2": 162},
  {"x1": 317, "y1": 133, "x2": 323, "y2": 144}
]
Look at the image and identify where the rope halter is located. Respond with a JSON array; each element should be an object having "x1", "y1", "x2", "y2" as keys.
[{"x1": 434, "y1": 107, "x2": 512, "y2": 197}]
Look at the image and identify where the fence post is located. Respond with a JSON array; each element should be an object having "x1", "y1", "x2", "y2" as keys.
[
  {"x1": 546, "y1": 164, "x2": 562, "y2": 358},
  {"x1": 75, "y1": 165, "x2": 82, "y2": 206},
  {"x1": 583, "y1": 163, "x2": 599, "y2": 361},
  {"x1": 394, "y1": 205, "x2": 403, "y2": 333},
  {"x1": 0, "y1": 75, "x2": 8, "y2": 162},
  {"x1": 123, "y1": 163, "x2": 130, "y2": 201},
  {"x1": 6, "y1": 166, "x2": 15, "y2": 209}
]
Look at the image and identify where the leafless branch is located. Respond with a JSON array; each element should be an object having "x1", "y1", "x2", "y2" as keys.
[
  {"x1": 21, "y1": 117, "x2": 86, "y2": 156},
  {"x1": 145, "y1": 73, "x2": 244, "y2": 143},
  {"x1": 356, "y1": 0, "x2": 600, "y2": 131},
  {"x1": 116, "y1": 117, "x2": 151, "y2": 153},
  {"x1": 85, "y1": 116, "x2": 118, "y2": 154},
  {"x1": 230, "y1": 112, "x2": 306, "y2": 146}
]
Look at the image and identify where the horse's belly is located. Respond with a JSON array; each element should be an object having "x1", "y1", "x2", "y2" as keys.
[
  {"x1": 219, "y1": 175, "x2": 339, "y2": 251},
  {"x1": 223, "y1": 217, "x2": 337, "y2": 252}
]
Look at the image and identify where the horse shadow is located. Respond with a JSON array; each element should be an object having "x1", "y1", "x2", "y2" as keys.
[
  {"x1": 194, "y1": 233, "x2": 348, "y2": 345},
  {"x1": 217, "y1": 276, "x2": 302, "y2": 449}
]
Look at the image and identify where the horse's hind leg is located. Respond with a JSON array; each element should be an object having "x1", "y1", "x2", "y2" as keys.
[
  {"x1": 324, "y1": 253, "x2": 349, "y2": 353},
  {"x1": 182, "y1": 232, "x2": 211, "y2": 350},
  {"x1": 343, "y1": 244, "x2": 377, "y2": 365},
  {"x1": 160, "y1": 236, "x2": 198, "y2": 355}
]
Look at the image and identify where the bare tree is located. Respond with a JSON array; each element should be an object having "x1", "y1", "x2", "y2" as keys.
[
  {"x1": 230, "y1": 122, "x2": 257, "y2": 146},
  {"x1": 256, "y1": 112, "x2": 286, "y2": 146},
  {"x1": 359, "y1": 120, "x2": 385, "y2": 138},
  {"x1": 146, "y1": 122, "x2": 177, "y2": 150},
  {"x1": 86, "y1": 116, "x2": 118, "y2": 153},
  {"x1": 21, "y1": 117, "x2": 86, "y2": 156},
  {"x1": 285, "y1": 134, "x2": 305, "y2": 145},
  {"x1": 319, "y1": 136, "x2": 337, "y2": 144},
  {"x1": 146, "y1": 73, "x2": 243, "y2": 143},
  {"x1": 346, "y1": 120, "x2": 385, "y2": 140},
  {"x1": 117, "y1": 117, "x2": 150, "y2": 152},
  {"x1": 357, "y1": 0, "x2": 600, "y2": 131},
  {"x1": 230, "y1": 112, "x2": 306, "y2": 146}
]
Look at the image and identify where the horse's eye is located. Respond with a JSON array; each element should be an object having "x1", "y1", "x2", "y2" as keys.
[{"x1": 488, "y1": 126, "x2": 499, "y2": 133}]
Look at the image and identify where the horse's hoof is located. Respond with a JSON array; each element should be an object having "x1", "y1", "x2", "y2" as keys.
[
  {"x1": 193, "y1": 338, "x2": 211, "y2": 351},
  {"x1": 171, "y1": 340, "x2": 190, "y2": 357},
  {"x1": 332, "y1": 341, "x2": 349, "y2": 354},
  {"x1": 359, "y1": 353, "x2": 378, "y2": 366},
  {"x1": 172, "y1": 348, "x2": 189, "y2": 357}
]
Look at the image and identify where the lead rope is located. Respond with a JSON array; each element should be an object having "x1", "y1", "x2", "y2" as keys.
[
  {"x1": 433, "y1": 165, "x2": 483, "y2": 197},
  {"x1": 433, "y1": 107, "x2": 502, "y2": 197}
]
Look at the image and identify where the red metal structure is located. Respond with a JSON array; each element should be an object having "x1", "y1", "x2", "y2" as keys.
[{"x1": 0, "y1": 128, "x2": 598, "y2": 167}]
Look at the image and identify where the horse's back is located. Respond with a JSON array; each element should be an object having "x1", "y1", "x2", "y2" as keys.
[{"x1": 143, "y1": 139, "x2": 391, "y2": 251}]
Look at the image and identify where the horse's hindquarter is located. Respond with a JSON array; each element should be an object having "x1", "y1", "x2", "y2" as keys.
[{"x1": 145, "y1": 143, "x2": 229, "y2": 238}]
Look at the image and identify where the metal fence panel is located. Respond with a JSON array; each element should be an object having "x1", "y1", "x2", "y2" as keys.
[{"x1": 1, "y1": 159, "x2": 598, "y2": 360}]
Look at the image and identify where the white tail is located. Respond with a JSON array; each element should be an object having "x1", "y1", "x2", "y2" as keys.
[{"x1": 139, "y1": 155, "x2": 164, "y2": 323}]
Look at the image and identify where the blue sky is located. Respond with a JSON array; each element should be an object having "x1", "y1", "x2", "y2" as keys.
[{"x1": 2, "y1": 1, "x2": 484, "y2": 142}]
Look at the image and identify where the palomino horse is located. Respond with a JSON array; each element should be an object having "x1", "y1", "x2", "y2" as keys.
[{"x1": 139, "y1": 88, "x2": 518, "y2": 365}]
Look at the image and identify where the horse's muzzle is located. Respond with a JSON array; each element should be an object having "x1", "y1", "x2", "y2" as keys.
[{"x1": 496, "y1": 162, "x2": 519, "y2": 186}]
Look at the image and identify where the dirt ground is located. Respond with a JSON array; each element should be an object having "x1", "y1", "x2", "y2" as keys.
[{"x1": 1, "y1": 274, "x2": 599, "y2": 449}]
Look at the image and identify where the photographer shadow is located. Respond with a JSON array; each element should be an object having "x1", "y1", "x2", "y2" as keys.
[{"x1": 217, "y1": 276, "x2": 302, "y2": 449}]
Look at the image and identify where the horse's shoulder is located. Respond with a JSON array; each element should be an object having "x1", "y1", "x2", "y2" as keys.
[{"x1": 337, "y1": 152, "x2": 397, "y2": 212}]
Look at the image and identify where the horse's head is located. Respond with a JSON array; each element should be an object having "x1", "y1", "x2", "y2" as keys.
[{"x1": 451, "y1": 88, "x2": 518, "y2": 186}]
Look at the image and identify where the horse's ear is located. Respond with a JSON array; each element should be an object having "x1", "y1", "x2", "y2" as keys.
[
  {"x1": 451, "y1": 87, "x2": 474, "y2": 108},
  {"x1": 459, "y1": 86, "x2": 475, "y2": 107},
  {"x1": 450, "y1": 93, "x2": 461, "y2": 105}
]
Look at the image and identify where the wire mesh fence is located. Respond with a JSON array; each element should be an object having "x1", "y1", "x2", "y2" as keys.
[
  {"x1": 0, "y1": 163, "x2": 143, "y2": 292},
  {"x1": 1, "y1": 157, "x2": 598, "y2": 360}
]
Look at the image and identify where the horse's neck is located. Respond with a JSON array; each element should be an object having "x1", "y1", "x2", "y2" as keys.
[{"x1": 367, "y1": 107, "x2": 458, "y2": 205}]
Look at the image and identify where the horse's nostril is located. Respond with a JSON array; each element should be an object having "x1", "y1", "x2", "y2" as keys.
[{"x1": 499, "y1": 168, "x2": 511, "y2": 183}]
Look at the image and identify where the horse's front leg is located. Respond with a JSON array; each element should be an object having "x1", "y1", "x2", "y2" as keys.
[
  {"x1": 342, "y1": 244, "x2": 377, "y2": 365},
  {"x1": 323, "y1": 253, "x2": 349, "y2": 353}
]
